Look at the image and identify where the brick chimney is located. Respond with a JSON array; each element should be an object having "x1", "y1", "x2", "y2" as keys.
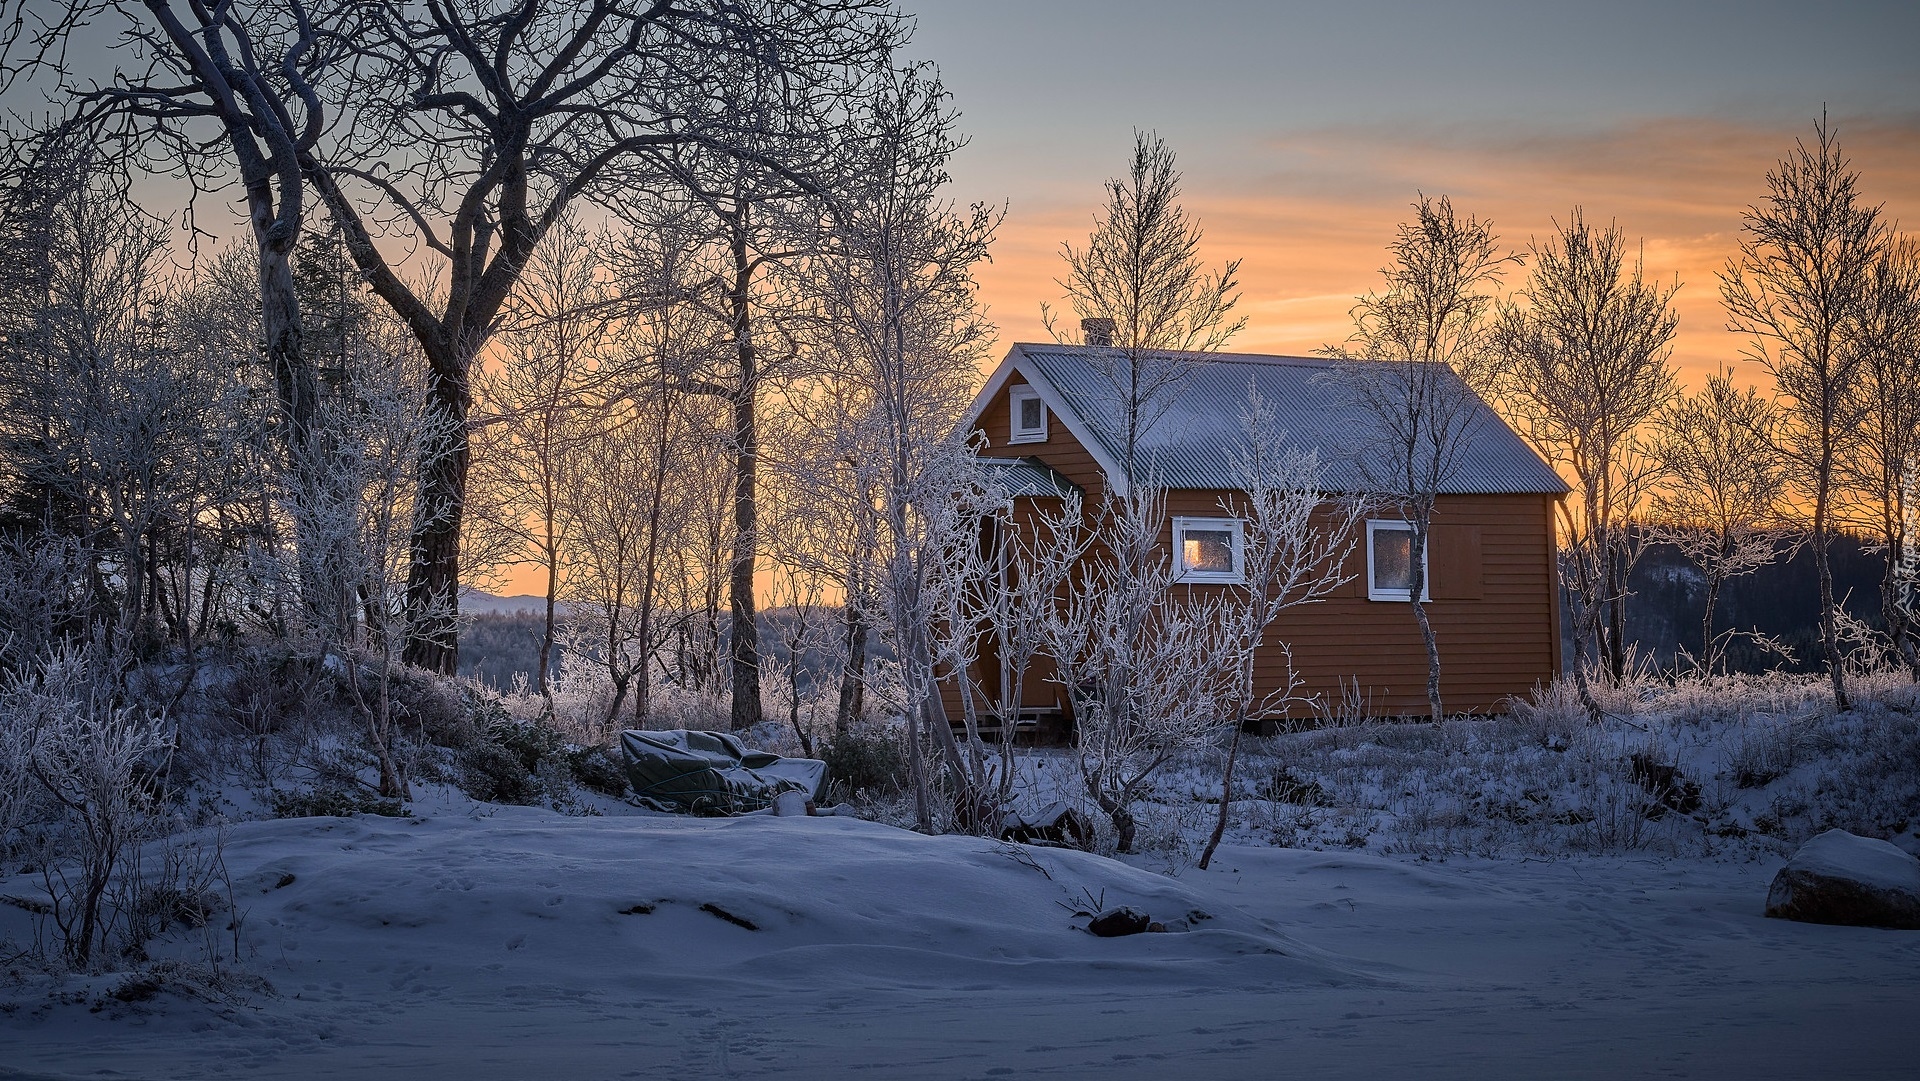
[{"x1": 1081, "y1": 317, "x2": 1116, "y2": 348}]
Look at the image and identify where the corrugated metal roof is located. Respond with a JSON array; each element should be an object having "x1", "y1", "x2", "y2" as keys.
[
  {"x1": 979, "y1": 457, "x2": 1080, "y2": 500},
  {"x1": 1014, "y1": 345, "x2": 1569, "y2": 496}
]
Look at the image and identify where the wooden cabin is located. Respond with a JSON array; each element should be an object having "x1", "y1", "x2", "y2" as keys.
[{"x1": 941, "y1": 343, "x2": 1570, "y2": 730}]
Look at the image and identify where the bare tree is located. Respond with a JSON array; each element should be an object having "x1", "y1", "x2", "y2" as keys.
[
  {"x1": 1650, "y1": 370, "x2": 1793, "y2": 673},
  {"x1": 1044, "y1": 481, "x2": 1231, "y2": 852},
  {"x1": 4, "y1": 4, "x2": 340, "y2": 604},
  {"x1": 1044, "y1": 131, "x2": 1243, "y2": 481},
  {"x1": 293, "y1": 318, "x2": 441, "y2": 799},
  {"x1": 605, "y1": 210, "x2": 735, "y2": 726},
  {"x1": 1721, "y1": 117, "x2": 1888, "y2": 710},
  {"x1": 557, "y1": 393, "x2": 676, "y2": 737},
  {"x1": 472, "y1": 215, "x2": 609, "y2": 717},
  {"x1": 0, "y1": 143, "x2": 243, "y2": 658},
  {"x1": 1495, "y1": 209, "x2": 1679, "y2": 706},
  {"x1": 641, "y1": 52, "x2": 858, "y2": 733},
  {"x1": 808, "y1": 62, "x2": 997, "y2": 831},
  {"x1": 1197, "y1": 396, "x2": 1360, "y2": 870},
  {"x1": 1031, "y1": 133, "x2": 1249, "y2": 838},
  {"x1": 765, "y1": 373, "x2": 884, "y2": 738},
  {"x1": 11, "y1": 643, "x2": 173, "y2": 967},
  {"x1": 936, "y1": 485, "x2": 1086, "y2": 823},
  {"x1": 1840, "y1": 235, "x2": 1920, "y2": 678},
  {"x1": 1321, "y1": 195, "x2": 1514, "y2": 721},
  {"x1": 11, "y1": 1, "x2": 905, "y2": 673}
]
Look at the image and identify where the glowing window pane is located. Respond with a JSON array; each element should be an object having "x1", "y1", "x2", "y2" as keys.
[
  {"x1": 1182, "y1": 529, "x2": 1234, "y2": 574},
  {"x1": 1373, "y1": 528, "x2": 1413, "y2": 592}
]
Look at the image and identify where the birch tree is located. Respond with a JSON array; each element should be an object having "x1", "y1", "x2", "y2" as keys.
[
  {"x1": 1721, "y1": 117, "x2": 1887, "y2": 710},
  {"x1": 810, "y1": 63, "x2": 997, "y2": 831},
  {"x1": 1840, "y1": 235, "x2": 1920, "y2": 678},
  {"x1": 1196, "y1": 397, "x2": 1361, "y2": 869},
  {"x1": 1650, "y1": 371, "x2": 1792, "y2": 674},
  {"x1": 1495, "y1": 210, "x2": 1679, "y2": 703},
  {"x1": 1321, "y1": 195, "x2": 1513, "y2": 721},
  {"x1": 1045, "y1": 131, "x2": 1243, "y2": 481}
]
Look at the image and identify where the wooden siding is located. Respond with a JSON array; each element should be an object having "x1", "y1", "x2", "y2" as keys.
[{"x1": 941, "y1": 377, "x2": 1561, "y2": 723}]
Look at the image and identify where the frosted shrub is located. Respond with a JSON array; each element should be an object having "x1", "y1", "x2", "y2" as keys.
[
  {"x1": 1510, "y1": 679, "x2": 1583, "y2": 747},
  {"x1": 7, "y1": 646, "x2": 177, "y2": 967},
  {"x1": 0, "y1": 688, "x2": 43, "y2": 861}
]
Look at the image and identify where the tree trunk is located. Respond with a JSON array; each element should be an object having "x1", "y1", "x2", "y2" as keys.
[
  {"x1": 1198, "y1": 721, "x2": 1242, "y2": 870},
  {"x1": 835, "y1": 600, "x2": 867, "y2": 736},
  {"x1": 1409, "y1": 526, "x2": 1443, "y2": 721},
  {"x1": 1605, "y1": 538, "x2": 1629, "y2": 681},
  {"x1": 538, "y1": 547, "x2": 557, "y2": 719},
  {"x1": 727, "y1": 223, "x2": 762, "y2": 731},
  {"x1": 1089, "y1": 782, "x2": 1137, "y2": 854},
  {"x1": 1701, "y1": 569, "x2": 1723, "y2": 675},
  {"x1": 633, "y1": 386, "x2": 673, "y2": 728},
  {"x1": 402, "y1": 361, "x2": 470, "y2": 675},
  {"x1": 257, "y1": 238, "x2": 332, "y2": 631},
  {"x1": 1814, "y1": 465, "x2": 1850, "y2": 710},
  {"x1": 1880, "y1": 508, "x2": 1917, "y2": 682}
]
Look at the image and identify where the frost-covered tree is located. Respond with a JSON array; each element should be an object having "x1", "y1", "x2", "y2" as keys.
[
  {"x1": 1321, "y1": 195, "x2": 1513, "y2": 721},
  {"x1": 1043, "y1": 483, "x2": 1230, "y2": 852},
  {"x1": 1045, "y1": 131, "x2": 1243, "y2": 481},
  {"x1": 808, "y1": 63, "x2": 997, "y2": 831},
  {"x1": 8, "y1": 0, "x2": 907, "y2": 675},
  {"x1": 1495, "y1": 209, "x2": 1679, "y2": 709},
  {"x1": 1198, "y1": 398, "x2": 1360, "y2": 870},
  {"x1": 1650, "y1": 371, "x2": 1792, "y2": 674},
  {"x1": 472, "y1": 215, "x2": 611, "y2": 716},
  {"x1": 1721, "y1": 117, "x2": 1888, "y2": 709},
  {"x1": 1840, "y1": 236, "x2": 1920, "y2": 678}
]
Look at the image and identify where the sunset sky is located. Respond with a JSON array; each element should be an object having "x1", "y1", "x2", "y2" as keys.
[{"x1": 900, "y1": 0, "x2": 1920, "y2": 389}]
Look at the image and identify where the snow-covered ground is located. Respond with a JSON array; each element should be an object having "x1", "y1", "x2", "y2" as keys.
[{"x1": 4, "y1": 806, "x2": 1916, "y2": 1081}]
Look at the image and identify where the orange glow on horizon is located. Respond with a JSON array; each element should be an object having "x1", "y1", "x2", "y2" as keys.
[
  {"x1": 487, "y1": 116, "x2": 1920, "y2": 598},
  {"x1": 976, "y1": 116, "x2": 1920, "y2": 393}
]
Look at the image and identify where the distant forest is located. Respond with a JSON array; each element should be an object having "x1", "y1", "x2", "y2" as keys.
[{"x1": 1626, "y1": 533, "x2": 1886, "y2": 674}]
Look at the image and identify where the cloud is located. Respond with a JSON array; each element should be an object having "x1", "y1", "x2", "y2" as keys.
[{"x1": 975, "y1": 113, "x2": 1920, "y2": 389}]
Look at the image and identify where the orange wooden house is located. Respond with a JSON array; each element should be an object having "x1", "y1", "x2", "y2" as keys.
[{"x1": 942, "y1": 343, "x2": 1570, "y2": 728}]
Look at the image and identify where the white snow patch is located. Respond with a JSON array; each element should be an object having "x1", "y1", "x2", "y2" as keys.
[
  {"x1": 1785, "y1": 829, "x2": 1920, "y2": 894},
  {"x1": 5, "y1": 807, "x2": 1920, "y2": 1080}
]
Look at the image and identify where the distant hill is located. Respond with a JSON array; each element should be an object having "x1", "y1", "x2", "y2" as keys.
[{"x1": 459, "y1": 589, "x2": 565, "y2": 616}]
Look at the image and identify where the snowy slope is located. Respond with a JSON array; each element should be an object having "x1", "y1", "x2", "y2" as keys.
[{"x1": 4, "y1": 810, "x2": 1918, "y2": 1080}]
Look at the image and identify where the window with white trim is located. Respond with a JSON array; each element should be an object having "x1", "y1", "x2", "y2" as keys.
[
  {"x1": 1008, "y1": 384, "x2": 1047, "y2": 444},
  {"x1": 1173, "y1": 516, "x2": 1244, "y2": 584},
  {"x1": 1366, "y1": 520, "x2": 1429, "y2": 601}
]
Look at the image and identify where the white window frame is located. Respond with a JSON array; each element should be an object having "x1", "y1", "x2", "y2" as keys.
[
  {"x1": 1008, "y1": 384, "x2": 1047, "y2": 444},
  {"x1": 1366, "y1": 519, "x2": 1429, "y2": 602},
  {"x1": 1173, "y1": 516, "x2": 1245, "y2": 585}
]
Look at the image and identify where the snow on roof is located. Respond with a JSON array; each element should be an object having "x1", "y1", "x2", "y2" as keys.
[
  {"x1": 990, "y1": 344, "x2": 1569, "y2": 497},
  {"x1": 979, "y1": 456, "x2": 1081, "y2": 499}
]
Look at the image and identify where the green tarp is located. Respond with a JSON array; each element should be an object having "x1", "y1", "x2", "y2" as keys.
[{"x1": 621, "y1": 729, "x2": 826, "y2": 814}]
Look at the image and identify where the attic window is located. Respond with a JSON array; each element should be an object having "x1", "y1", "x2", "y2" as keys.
[
  {"x1": 1174, "y1": 517, "x2": 1244, "y2": 584},
  {"x1": 1367, "y1": 520, "x2": 1429, "y2": 601},
  {"x1": 1008, "y1": 385, "x2": 1047, "y2": 444}
]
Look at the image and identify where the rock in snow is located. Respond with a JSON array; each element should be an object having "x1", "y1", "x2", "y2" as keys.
[
  {"x1": 1764, "y1": 829, "x2": 1920, "y2": 930},
  {"x1": 1088, "y1": 905, "x2": 1152, "y2": 937}
]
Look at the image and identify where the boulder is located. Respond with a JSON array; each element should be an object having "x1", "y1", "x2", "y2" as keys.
[
  {"x1": 1765, "y1": 829, "x2": 1920, "y2": 930},
  {"x1": 1000, "y1": 802, "x2": 1095, "y2": 849},
  {"x1": 1087, "y1": 905, "x2": 1152, "y2": 937}
]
